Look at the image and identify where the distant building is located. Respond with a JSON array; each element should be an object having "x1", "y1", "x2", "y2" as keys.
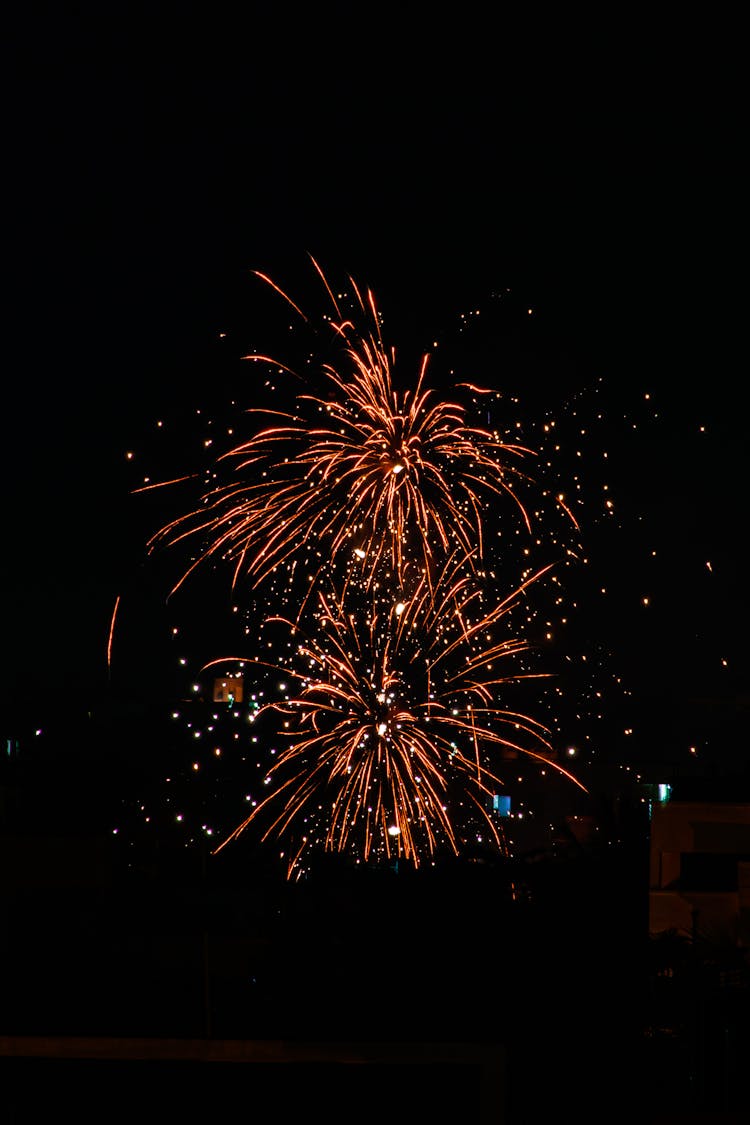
[
  {"x1": 213, "y1": 674, "x2": 244, "y2": 704},
  {"x1": 649, "y1": 798, "x2": 750, "y2": 947}
]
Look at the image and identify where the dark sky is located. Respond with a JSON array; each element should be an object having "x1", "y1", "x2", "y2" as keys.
[{"x1": 3, "y1": 7, "x2": 747, "y2": 766}]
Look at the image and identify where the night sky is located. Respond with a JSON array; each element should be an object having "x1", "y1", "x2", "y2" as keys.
[
  {"x1": 3, "y1": 9, "x2": 747, "y2": 811},
  {"x1": 3, "y1": 13, "x2": 750, "y2": 1124}
]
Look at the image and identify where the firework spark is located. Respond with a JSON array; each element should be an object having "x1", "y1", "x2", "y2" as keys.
[
  {"x1": 125, "y1": 261, "x2": 592, "y2": 876},
  {"x1": 211, "y1": 554, "x2": 586, "y2": 877},
  {"x1": 146, "y1": 260, "x2": 537, "y2": 599}
]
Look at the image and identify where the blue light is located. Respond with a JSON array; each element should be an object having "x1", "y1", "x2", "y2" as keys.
[{"x1": 493, "y1": 794, "x2": 511, "y2": 817}]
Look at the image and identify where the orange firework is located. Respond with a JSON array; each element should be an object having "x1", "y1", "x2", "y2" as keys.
[
  {"x1": 147, "y1": 259, "x2": 536, "y2": 598},
  {"x1": 210, "y1": 553, "x2": 586, "y2": 877},
  {"x1": 125, "y1": 260, "x2": 590, "y2": 878}
]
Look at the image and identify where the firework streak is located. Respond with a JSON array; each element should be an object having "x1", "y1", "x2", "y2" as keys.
[{"x1": 144, "y1": 259, "x2": 586, "y2": 874}]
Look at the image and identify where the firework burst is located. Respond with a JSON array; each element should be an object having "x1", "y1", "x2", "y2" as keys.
[
  {"x1": 210, "y1": 552, "x2": 586, "y2": 877},
  {"x1": 123, "y1": 260, "x2": 594, "y2": 876},
  {"x1": 145, "y1": 259, "x2": 538, "y2": 599}
]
